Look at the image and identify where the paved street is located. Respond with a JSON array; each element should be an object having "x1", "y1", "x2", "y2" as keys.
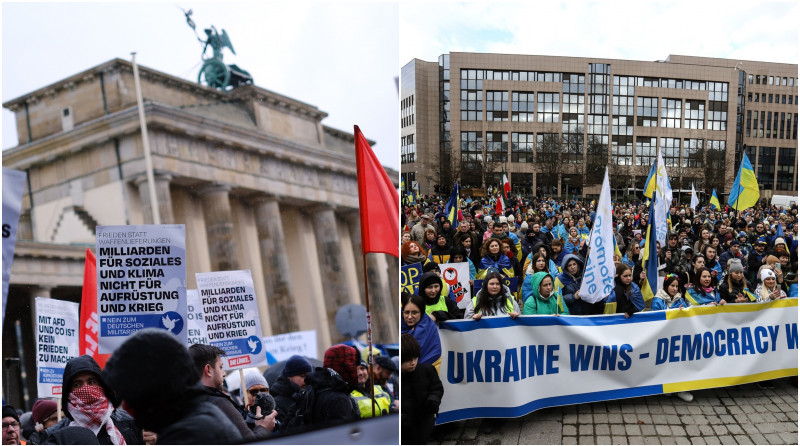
[{"x1": 428, "y1": 378, "x2": 798, "y2": 445}]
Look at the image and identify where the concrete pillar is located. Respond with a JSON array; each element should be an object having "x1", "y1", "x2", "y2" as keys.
[
  {"x1": 135, "y1": 173, "x2": 175, "y2": 224},
  {"x1": 387, "y1": 254, "x2": 400, "y2": 322},
  {"x1": 309, "y1": 205, "x2": 349, "y2": 344},
  {"x1": 198, "y1": 184, "x2": 240, "y2": 272},
  {"x1": 252, "y1": 197, "x2": 299, "y2": 334},
  {"x1": 346, "y1": 219, "x2": 367, "y2": 304},
  {"x1": 17, "y1": 211, "x2": 33, "y2": 241}
]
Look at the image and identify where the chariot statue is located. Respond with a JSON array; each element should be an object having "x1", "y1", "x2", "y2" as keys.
[{"x1": 182, "y1": 8, "x2": 253, "y2": 90}]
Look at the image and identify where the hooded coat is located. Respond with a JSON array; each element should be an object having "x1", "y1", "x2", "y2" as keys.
[
  {"x1": 522, "y1": 272, "x2": 569, "y2": 315},
  {"x1": 269, "y1": 375, "x2": 302, "y2": 428},
  {"x1": 290, "y1": 368, "x2": 359, "y2": 429},
  {"x1": 418, "y1": 272, "x2": 460, "y2": 321},
  {"x1": 557, "y1": 254, "x2": 600, "y2": 315}
]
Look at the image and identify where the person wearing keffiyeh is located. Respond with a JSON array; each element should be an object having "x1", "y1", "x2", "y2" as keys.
[{"x1": 38, "y1": 355, "x2": 143, "y2": 445}]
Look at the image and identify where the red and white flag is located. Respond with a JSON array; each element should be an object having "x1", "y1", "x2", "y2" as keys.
[
  {"x1": 502, "y1": 171, "x2": 511, "y2": 199},
  {"x1": 79, "y1": 249, "x2": 110, "y2": 368},
  {"x1": 495, "y1": 193, "x2": 505, "y2": 215}
]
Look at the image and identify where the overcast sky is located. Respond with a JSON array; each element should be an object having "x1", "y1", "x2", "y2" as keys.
[
  {"x1": 400, "y1": 2, "x2": 799, "y2": 67},
  {"x1": 2, "y1": 2, "x2": 399, "y2": 169}
]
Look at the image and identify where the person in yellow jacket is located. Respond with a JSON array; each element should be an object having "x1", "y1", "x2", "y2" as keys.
[{"x1": 350, "y1": 361, "x2": 393, "y2": 418}]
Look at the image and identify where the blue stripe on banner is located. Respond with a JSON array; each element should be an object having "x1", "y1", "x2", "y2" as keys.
[
  {"x1": 440, "y1": 311, "x2": 667, "y2": 332},
  {"x1": 436, "y1": 384, "x2": 664, "y2": 424}
]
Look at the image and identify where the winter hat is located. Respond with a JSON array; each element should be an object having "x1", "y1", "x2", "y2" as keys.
[
  {"x1": 323, "y1": 344, "x2": 359, "y2": 386},
  {"x1": 761, "y1": 268, "x2": 776, "y2": 281},
  {"x1": 738, "y1": 231, "x2": 748, "y2": 239},
  {"x1": 484, "y1": 216, "x2": 492, "y2": 223},
  {"x1": 32, "y1": 400, "x2": 57, "y2": 425},
  {"x1": 282, "y1": 355, "x2": 313, "y2": 378},
  {"x1": 2, "y1": 405, "x2": 19, "y2": 423},
  {"x1": 774, "y1": 237, "x2": 786, "y2": 246},
  {"x1": 728, "y1": 259, "x2": 744, "y2": 273},
  {"x1": 498, "y1": 216, "x2": 508, "y2": 224},
  {"x1": 729, "y1": 239, "x2": 740, "y2": 246},
  {"x1": 374, "y1": 355, "x2": 397, "y2": 372},
  {"x1": 422, "y1": 261, "x2": 440, "y2": 273},
  {"x1": 243, "y1": 370, "x2": 269, "y2": 391},
  {"x1": 520, "y1": 222, "x2": 529, "y2": 230},
  {"x1": 418, "y1": 271, "x2": 442, "y2": 293}
]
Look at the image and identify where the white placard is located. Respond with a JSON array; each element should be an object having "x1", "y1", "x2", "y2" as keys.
[
  {"x1": 36, "y1": 298, "x2": 80, "y2": 397},
  {"x1": 196, "y1": 269, "x2": 266, "y2": 370},
  {"x1": 186, "y1": 289, "x2": 209, "y2": 345},
  {"x1": 3, "y1": 168, "x2": 27, "y2": 325},
  {"x1": 263, "y1": 329, "x2": 318, "y2": 361},
  {"x1": 96, "y1": 225, "x2": 187, "y2": 353},
  {"x1": 439, "y1": 262, "x2": 472, "y2": 309}
]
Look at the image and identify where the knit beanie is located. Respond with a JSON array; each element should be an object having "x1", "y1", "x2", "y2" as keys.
[
  {"x1": 282, "y1": 355, "x2": 313, "y2": 378},
  {"x1": 2, "y1": 405, "x2": 19, "y2": 423},
  {"x1": 243, "y1": 370, "x2": 269, "y2": 391},
  {"x1": 31, "y1": 400, "x2": 57, "y2": 424},
  {"x1": 728, "y1": 259, "x2": 744, "y2": 273},
  {"x1": 323, "y1": 344, "x2": 359, "y2": 386}
]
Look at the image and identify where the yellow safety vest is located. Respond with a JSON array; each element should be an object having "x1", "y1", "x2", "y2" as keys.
[{"x1": 351, "y1": 385, "x2": 392, "y2": 418}]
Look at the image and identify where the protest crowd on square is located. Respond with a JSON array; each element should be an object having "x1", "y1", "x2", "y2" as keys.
[{"x1": 399, "y1": 173, "x2": 798, "y2": 444}]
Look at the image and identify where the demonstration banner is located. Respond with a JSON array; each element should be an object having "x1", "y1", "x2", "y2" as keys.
[
  {"x1": 474, "y1": 277, "x2": 518, "y2": 293},
  {"x1": 436, "y1": 300, "x2": 798, "y2": 424},
  {"x1": 3, "y1": 168, "x2": 27, "y2": 325},
  {"x1": 401, "y1": 262, "x2": 422, "y2": 295},
  {"x1": 439, "y1": 262, "x2": 471, "y2": 309},
  {"x1": 96, "y1": 225, "x2": 187, "y2": 353},
  {"x1": 196, "y1": 269, "x2": 266, "y2": 369},
  {"x1": 263, "y1": 329, "x2": 318, "y2": 361},
  {"x1": 35, "y1": 298, "x2": 80, "y2": 398},
  {"x1": 186, "y1": 290, "x2": 209, "y2": 345}
]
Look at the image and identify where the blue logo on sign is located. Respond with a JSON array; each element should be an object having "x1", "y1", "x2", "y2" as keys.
[
  {"x1": 246, "y1": 335, "x2": 262, "y2": 354},
  {"x1": 159, "y1": 311, "x2": 184, "y2": 335}
]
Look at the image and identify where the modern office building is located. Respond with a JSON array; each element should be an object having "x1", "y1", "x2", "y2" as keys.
[
  {"x1": 3, "y1": 58, "x2": 399, "y2": 409},
  {"x1": 401, "y1": 53, "x2": 797, "y2": 202}
]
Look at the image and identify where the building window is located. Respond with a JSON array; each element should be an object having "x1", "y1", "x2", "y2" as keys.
[
  {"x1": 707, "y1": 82, "x2": 728, "y2": 131},
  {"x1": 486, "y1": 91, "x2": 509, "y2": 121},
  {"x1": 460, "y1": 69, "x2": 484, "y2": 121},
  {"x1": 636, "y1": 137, "x2": 656, "y2": 166},
  {"x1": 748, "y1": 74, "x2": 753, "y2": 84},
  {"x1": 401, "y1": 134, "x2": 415, "y2": 164},
  {"x1": 661, "y1": 98, "x2": 682, "y2": 128},
  {"x1": 562, "y1": 133, "x2": 583, "y2": 164},
  {"x1": 660, "y1": 137, "x2": 681, "y2": 167},
  {"x1": 537, "y1": 92, "x2": 560, "y2": 123},
  {"x1": 511, "y1": 92, "x2": 535, "y2": 122},
  {"x1": 460, "y1": 131, "x2": 483, "y2": 165},
  {"x1": 511, "y1": 173, "x2": 533, "y2": 196},
  {"x1": 757, "y1": 146, "x2": 776, "y2": 188},
  {"x1": 637, "y1": 97, "x2": 658, "y2": 127},
  {"x1": 684, "y1": 100, "x2": 705, "y2": 129},
  {"x1": 486, "y1": 132, "x2": 508, "y2": 163},
  {"x1": 683, "y1": 139, "x2": 703, "y2": 168},
  {"x1": 612, "y1": 135, "x2": 633, "y2": 165},
  {"x1": 511, "y1": 132, "x2": 534, "y2": 163},
  {"x1": 746, "y1": 110, "x2": 752, "y2": 137},
  {"x1": 776, "y1": 148, "x2": 795, "y2": 190}
]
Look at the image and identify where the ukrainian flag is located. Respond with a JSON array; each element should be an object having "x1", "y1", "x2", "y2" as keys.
[
  {"x1": 445, "y1": 182, "x2": 459, "y2": 226},
  {"x1": 727, "y1": 153, "x2": 760, "y2": 211},
  {"x1": 613, "y1": 234, "x2": 623, "y2": 260},
  {"x1": 640, "y1": 200, "x2": 659, "y2": 307},
  {"x1": 710, "y1": 189, "x2": 721, "y2": 210},
  {"x1": 643, "y1": 163, "x2": 657, "y2": 199}
]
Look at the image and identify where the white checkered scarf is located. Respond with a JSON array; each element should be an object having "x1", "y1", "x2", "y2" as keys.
[{"x1": 67, "y1": 385, "x2": 127, "y2": 445}]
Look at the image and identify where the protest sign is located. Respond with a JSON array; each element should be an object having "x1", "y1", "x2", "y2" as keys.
[
  {"x1": 263, "y1": 329, "x2": 318, "y2": 361},
  {"x1": 474, "y1": 277, "x2": 518, "y2": 293},
  {"x1": 96, "y1": 225, "x2": 187, "y2": 353},
  {"x1": 436, "y1": 300, "x2": 798, "y2": 424},
  {"x1": 3, "y1": 168, "x2": 26, "y2": 325},
  {"x1": 439, "y1": 262, "x2": 471, "y2": 309},
  {"x1": 186, "y1": 290, "x2": 209, "y2": 345},
  {"x1": 401, "y1": 262, "x2": 422, "y2": 295},
  {"x1": 196, "y1": 269, "x2": 266, "y2": 369},
  {"x1": 35, "y1": 298, "x2": 80, "y2": 398}
]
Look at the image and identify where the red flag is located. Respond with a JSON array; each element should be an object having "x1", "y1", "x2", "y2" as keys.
[
  {"x1": 355, "y1": 126, "x2": 399, "y2": 257},
  {"x1": 496, "y1": 194, "x2": 505, "y2": 215},
  {"x1": 79, "y1": 249, "x2": 110, "y2": 368}
]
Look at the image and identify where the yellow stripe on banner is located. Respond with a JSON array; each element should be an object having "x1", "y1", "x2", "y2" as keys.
[
  {"x1": 665, "y1": 299, "x2": 798, "y2": 320},
  {"x1": 663, "y1": 368, "x2": 798, "y2": 393}
]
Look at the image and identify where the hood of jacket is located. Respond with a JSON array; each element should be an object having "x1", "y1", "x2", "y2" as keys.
[
  {"x1": 62, "y1": 355, "x2": 117, "y2": 419},
  {"x1": 529, "y1": 272, "x2": 554, "y2": 301},
  {"x1": 560, "y1": 253, "x2": 584, "y2": 271},
  {"x1": 304, "y1": 367, "x2": 351, "y2": 394}
]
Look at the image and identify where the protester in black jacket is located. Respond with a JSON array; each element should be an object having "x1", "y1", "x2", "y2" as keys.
[
  {"x1": 103, "y1": 329, "x2": 242, "y2": 444},
  {"x1": 400, "y1": 334, "x2": 443, "y2": 445},
  {"x1": 39, "y1": 355, "x2": 143, "y2": 445},
  {"x1": 271, "y1": 355, "x2": 314, "y2": 429}
]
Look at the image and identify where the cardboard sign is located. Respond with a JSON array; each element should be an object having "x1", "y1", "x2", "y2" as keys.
[
  {"x1": 3, "y1": 168, "x2": 26, "y2": 325},
  {"x1": 401, "y1": 262, "x2": 422, "y2": 295},
  {"x1": 35, "y1": 298, "x2": 80, "y2": 397},
  {"x1": 96, "y1": 225, "x2": 187, "y2": 353},
  {"x1": 196, "y1": 270, "x2": 266, "y2": 369}
]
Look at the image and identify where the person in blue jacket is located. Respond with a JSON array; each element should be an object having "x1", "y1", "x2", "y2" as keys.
[
  {"x1": 604, "y1": 264, "x2": 645, "y2": 317},
  {"x1": 556, "y1": 254, "x2": 602, "y2": 315},
  {"x1": 685, "y1": 267, "x2": 726, "y2": 306}
]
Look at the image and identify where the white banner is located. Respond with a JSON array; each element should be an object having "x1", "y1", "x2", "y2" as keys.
[
  {"x1": 186, "y1": 290, "x2": 209, "y2": 345},
  {"x1": 436, "y1": 300, "x2": 798, "y2": 424},
  {"x1": 196, "y1": 269, "x2": 266, "y2": 370},
  {"x1": 35, "y1": 298, "x2": 80, "y2": 398},
  {"x1": 263, "y1": 329, "x2": 318, "y2": 362},
  {"x1": 96, "y1": 225, "x2": 187, "y2": 353},
  {"x1": 3, "y1": 168, "x2": 27, "y2": 325},
  {"x1": 579, "y1": 169, "x2": 615, "y2": 304},
  {"x1": 439, "y1": 262, "x2": 472, "y2": 309}
]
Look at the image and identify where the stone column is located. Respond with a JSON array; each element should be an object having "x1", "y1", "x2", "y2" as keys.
[
  {"x1": 310, "y1": 205, "x2": 349, "y2": 344},
  {"x1": 134, "y1": 173, "x2": 175, "y2": 224},
  {"x1": 253, "y1": 197, "x2": 299, "y2": 334},
  {"x1": 198, "y1": 184, "x2": 240, "y2": 272},
  {"x1": 346, "y1": 219, "x2": 367, "y2": 304}
]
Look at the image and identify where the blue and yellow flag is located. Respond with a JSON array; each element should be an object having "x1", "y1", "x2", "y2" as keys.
[
  {"x1": 643, "y1": 163, "x2": 657, "y2": 199},
  {"x1": 710, "y1": 189, "x2": 721, "y2": 210},
  {"x1": 445, "y1": 182, "x2": 459, "y2": 226},
  {"x1": 640, "y1": 200, "x2": 659, "y2": 306},
  {"x1": 612, "y1": 234, "x2": 623, "y2": 260},
  {"x1": 728, "y1": 153, "x2": 759, "y2": 211}
]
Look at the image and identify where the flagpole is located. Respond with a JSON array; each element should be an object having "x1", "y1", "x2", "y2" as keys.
[{"x1": 362, "y1": 252, "x2": 376, "y2": 417}]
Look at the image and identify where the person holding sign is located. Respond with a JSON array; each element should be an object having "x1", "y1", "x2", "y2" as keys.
[
  {"x1": 464, "y1": 271, "x2": 519, "y2": 320},
  {"x1": 39, "y1": 355, "x2": 143, "y2": 445}
]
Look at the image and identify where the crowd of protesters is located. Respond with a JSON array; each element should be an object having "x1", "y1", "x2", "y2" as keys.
[
  {"x1": 401, "y1": 192, "x2": 797, "y2": 443},
  {"x1": 3, "y1": 330, "x2": 399, "y2": 444}
]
